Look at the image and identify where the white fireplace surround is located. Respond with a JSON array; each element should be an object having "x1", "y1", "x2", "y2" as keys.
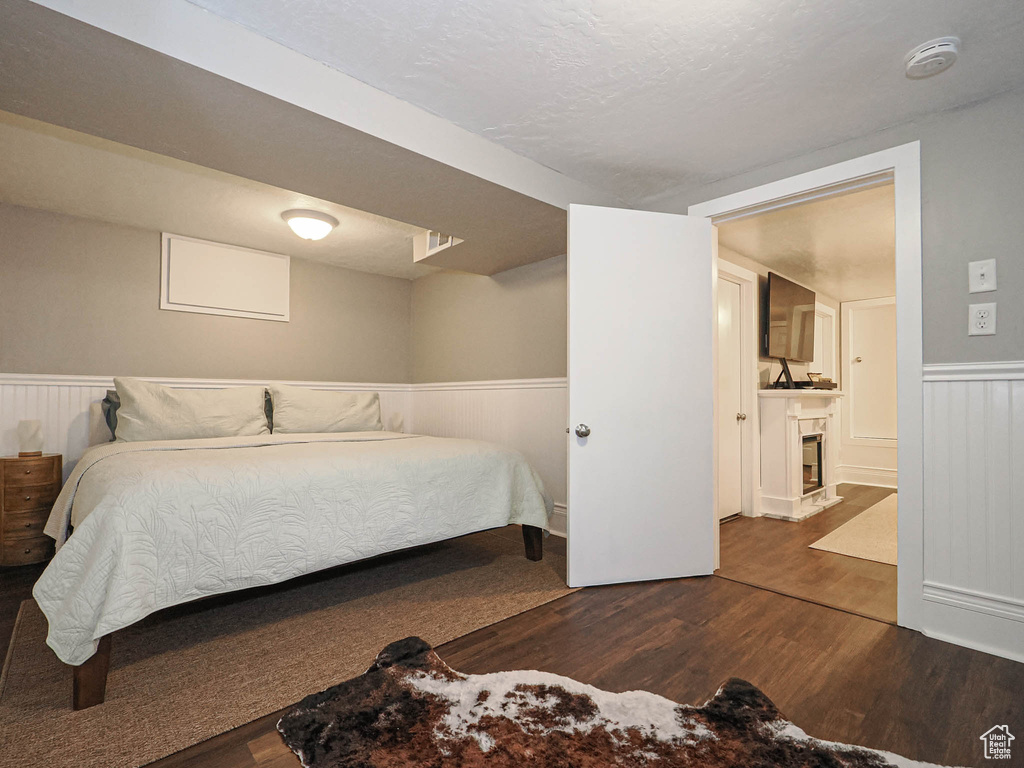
[{"x1": 758, "y1": 390, "x2": 844, "y2": 521}]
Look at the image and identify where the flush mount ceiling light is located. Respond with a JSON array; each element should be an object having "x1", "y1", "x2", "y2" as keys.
[
  {"x1": 904, "y1": 37, "x2": 960, "y2": 79},
  {"x1": 281, "y1": 209, "x2": 339, "y2": 240}
]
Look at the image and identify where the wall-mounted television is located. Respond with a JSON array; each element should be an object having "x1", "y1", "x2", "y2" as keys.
[{"x1": 764, "y1": 272, "x2": 815, "y2": 387}]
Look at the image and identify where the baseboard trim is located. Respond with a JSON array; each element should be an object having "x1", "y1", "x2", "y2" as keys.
[
  {"x1": 836, "y1": 464, "x2": 897, "y2": 488},
  {"x1": 921, "y1": 584, "x2": 1024, "y2": 663},
  {"x1": 548, "y1": 503, "x2": 567, "y2": 538},
  {"x1": 920, "y1": 626, "x2": 1024, "y2": 664},
  {"x1": 923, "y1": 582, "x2": 1024, "y2": 625}
]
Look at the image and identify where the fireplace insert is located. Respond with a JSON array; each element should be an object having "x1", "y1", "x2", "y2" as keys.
[{"x1": 802, "y1": 434, "x2": 823, "y2": 494}]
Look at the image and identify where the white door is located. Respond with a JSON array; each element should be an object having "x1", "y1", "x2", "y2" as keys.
[
  {"x1": 843, "y1": 297, "x2": 897, "y2": 440},
  {"x1": 717, "y1": 278, "x2": 743, "y2": 520},
  {"x1": 567, "y1": 204, "x2": 716, "y2": 588}
]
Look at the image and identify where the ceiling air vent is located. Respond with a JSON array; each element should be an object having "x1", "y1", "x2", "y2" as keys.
[{"x1": 413, "y1": 230, "x2": 464, "y2": 262}]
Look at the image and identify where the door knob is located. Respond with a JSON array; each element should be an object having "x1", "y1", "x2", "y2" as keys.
[
  {"x1": 575, "y1": 424, "x2": 591, "y2": 438},
  {"x1": 854, "y1": 356, "x2": 863, "y2": 362},
  {"x1": 736, "y1": 413, "x2": 747, "y2": 421}
]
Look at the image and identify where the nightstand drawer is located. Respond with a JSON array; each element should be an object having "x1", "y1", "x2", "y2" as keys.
[
  {"x1": 5, "y1": 457, "x2": 58, "y2": 487},
  {"x1": 1, "y1": 535, "x2": 53, "y2": 566},
  {"x1": 3, "y1": 509, "x2": 48, "y2": 539},
  {"x1": 5, "y1": 483, "x2": 60, "y2": 511}
]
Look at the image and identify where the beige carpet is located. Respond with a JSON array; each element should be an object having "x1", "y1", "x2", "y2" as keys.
[
  {"x1": 0, "y1": 530, "x2": 573, "y2": 768},
  {"x1": 809, "y1": 494, "x2": 897, "y2": 565}
]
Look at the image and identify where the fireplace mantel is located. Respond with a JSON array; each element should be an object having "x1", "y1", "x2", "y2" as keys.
[
  {"x1": 756, "y1": 389, "x2": 845, "y2": 399},
  {"x1": 758, "y1": 390, "x2": 844, "y2": 521}
]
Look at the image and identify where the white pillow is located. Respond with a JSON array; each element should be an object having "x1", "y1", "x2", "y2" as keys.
[
  {"x1": 113, "y1": 378, "x2": 270, "y2": 442},
  {"x1": 268, "y1": 385, "x2": 383, "y2": 434}
]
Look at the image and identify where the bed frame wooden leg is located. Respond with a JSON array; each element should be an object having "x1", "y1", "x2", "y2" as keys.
[
  {"x1": 522, "y1": 525, "x2": 543, "y2": 561},
  {"x1": 73, "y1": 634, "x2": 111, "y2": 710}
]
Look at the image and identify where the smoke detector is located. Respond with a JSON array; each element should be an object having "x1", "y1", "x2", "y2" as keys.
[{"x1": 905, "y1": 37, "x2": 960, "y2": 79}]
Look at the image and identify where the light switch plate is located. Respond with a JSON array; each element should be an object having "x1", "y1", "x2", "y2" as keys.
[
  {"x1": 969, "y1": 259, "x2": 997, "y2": 293},
  {"x1": 968, "y1": 302, "x2": 997, "y2": 336}
]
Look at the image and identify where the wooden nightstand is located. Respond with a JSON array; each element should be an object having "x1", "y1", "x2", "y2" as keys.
[{"x1": 1, "y1": 454, "x2": 61, "y2": 566}]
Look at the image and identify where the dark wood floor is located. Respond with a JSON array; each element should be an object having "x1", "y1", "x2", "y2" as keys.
[
  {"x1": 4, "y1": 525, "x2": 1020, "y2": 768},
  {"x1": 718, "y1": 483, "x2": 898, "y2": 623}
]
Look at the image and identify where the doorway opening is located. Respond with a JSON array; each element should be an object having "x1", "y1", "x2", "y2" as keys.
[
  {"x1": 710, "y1": 181, "x2": 898, "y2": 622},
  {"x1": 693, "y1": 143, "x2": 922, "y2": 630}
]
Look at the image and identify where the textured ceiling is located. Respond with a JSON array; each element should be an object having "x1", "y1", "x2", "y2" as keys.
[
  {"x1": 718, "y1": 184, "x2": 895, "y2": 302},
  {"x1": 0, "y1": 0, "x2": 572, "y2": 277},
  {"x1": 184, "y1": 0, "x2": 1024, "y2": 204},
  {"x1": 0, "y1": 111, "x2": 432, "y2": 279}
]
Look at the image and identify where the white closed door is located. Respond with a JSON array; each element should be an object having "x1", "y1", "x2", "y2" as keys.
[
  {"x1": 844, "y1": 297, "x2": 897, "y2": 440},
  {"x1": 567, "y1": 204, "x2": 716, "y2": 588},
  {"x1": 717, "y1": 278, "x2": 743, "y2": 520}
]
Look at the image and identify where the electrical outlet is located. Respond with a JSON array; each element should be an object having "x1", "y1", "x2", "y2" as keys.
[
  {"x1": 968, "y1": 302, "x2": 997, "y2": 336},
  {"x1": 969, "y1": 259, "x2": 997, "y2": 293}
]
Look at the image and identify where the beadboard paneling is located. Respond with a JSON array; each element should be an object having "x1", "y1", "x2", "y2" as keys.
[
  {"x1": 0, "y1": 375, "x2": 413, "y2": 478},
  {"x1": 924, "y1": 378, "x2": 1022, "y2": 600},
  {"x1": 0, "y1": 382, "x2": 109, "y2": 476},
  {"x1": 0, "y1": 376, "x2": 566, "y2": 535},
  {"x1": 922, "y1": 364, "x2": 1024, "y2": 661},
  {"x1": 408, "y1": 381, "x2": 567, "y2": 516}
]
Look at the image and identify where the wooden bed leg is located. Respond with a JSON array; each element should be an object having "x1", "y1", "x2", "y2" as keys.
[
  {"x1": 522, "y1": 525, "x2": 543, "y2": 561},
  {"x1": 73, "y1": 634, "x2": 111, "y2": 710}
]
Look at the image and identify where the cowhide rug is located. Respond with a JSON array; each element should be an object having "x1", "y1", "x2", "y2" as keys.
[{"x1": 278, "y1": 637, "x2": 954, "y2": 768}]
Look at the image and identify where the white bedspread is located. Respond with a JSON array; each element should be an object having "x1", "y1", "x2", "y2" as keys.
[{"x1": 34, "y1": 432, "x2": 551, "y2": 665}]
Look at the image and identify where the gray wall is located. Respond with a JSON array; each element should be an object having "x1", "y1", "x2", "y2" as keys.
[
  {"x1": 410, "y1": 255, "x2": 567, "y2": 382},
  {"x1": 8, "y1": 88, "x2": 1020, "y2": 382},
  {"x1": 653, "y1": 87, "x2": 1024, "y2": 365},
  {"x1": 407, "y1": 90, "x2": 1024, "y2": 381},
  {"x1": 0, "y1": 204, "x2": 411, "y2": 381}
]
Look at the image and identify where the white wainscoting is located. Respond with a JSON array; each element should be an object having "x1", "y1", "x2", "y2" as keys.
[
  {"x1": 0, "y1": 374, "x2": 413, "y2": 476},
  {"x1": 0, "y1": 374, "x2": 566, "y2": 535},
  {"x1": 922, "y1": 361, "x2": 1024, "y2": 662},
  {"x1": 407, "y1": 380, "x2": 567, "y2": 536}
]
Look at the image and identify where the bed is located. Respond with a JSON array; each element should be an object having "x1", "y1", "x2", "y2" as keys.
[{"x1": 34, "y1": 428, "x2": 552, "y2": 710}]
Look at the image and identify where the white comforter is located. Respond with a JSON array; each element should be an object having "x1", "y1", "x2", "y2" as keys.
[{"x1": 34, "y1": 432, "x2": 551, "y2": 665}]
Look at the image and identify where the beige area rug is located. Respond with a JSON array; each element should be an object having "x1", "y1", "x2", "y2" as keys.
[
  {"x1": 0, "y1": 530, "x2": 572, "y2": 768},
  {"x1": 810, "y1": 494, "x2": 897, "y2": 565}
]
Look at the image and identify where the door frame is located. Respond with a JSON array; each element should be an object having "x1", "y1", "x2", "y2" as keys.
[
  {"x1": 716, "y1": 260, "x2": 761, "y2": 529},
  {"x1": 689, "y1": 142, "x2": 923, "y2": 631},
  {"x1": 813, "y1": 302, "x2": 838, "y2": 382}
]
